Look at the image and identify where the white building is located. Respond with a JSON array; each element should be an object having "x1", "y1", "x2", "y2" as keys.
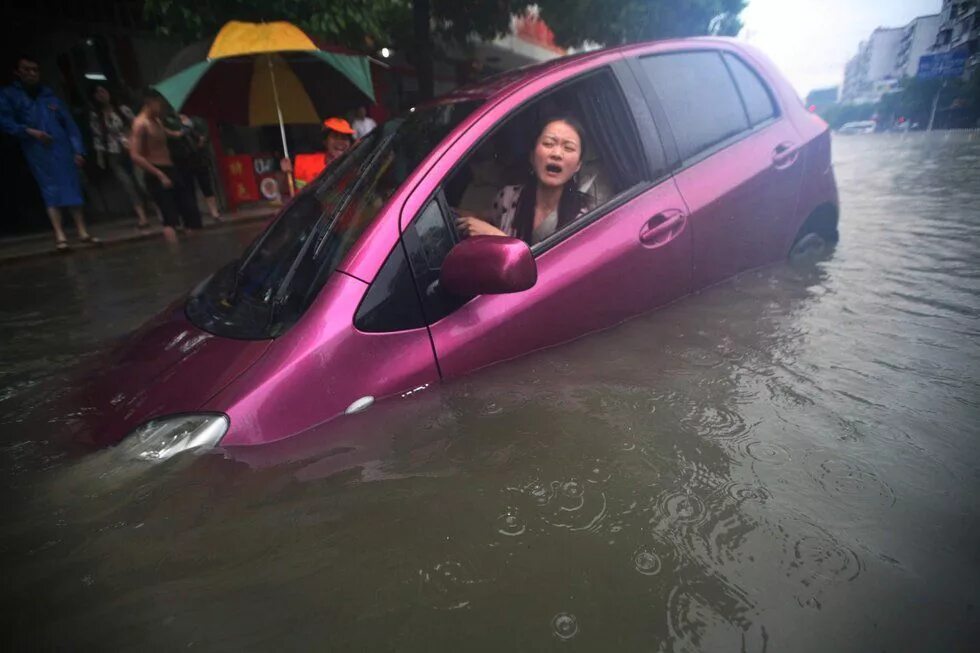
[
  {"x1": 841, "y1": 13, "x2": 945, "y2": 105},
  {"x1": 841, "y1": 27, "x2": 903, "y2": 104},
  {"x1": 897, "y1": 14, "x2": 942, "y2": 77}
]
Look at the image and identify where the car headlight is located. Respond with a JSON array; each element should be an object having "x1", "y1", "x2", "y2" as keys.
[{"x1": 122, "y1": 414, "x2": 229, "y2": 461}]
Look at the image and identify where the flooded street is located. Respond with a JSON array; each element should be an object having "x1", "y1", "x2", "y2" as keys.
[{"x1": 1, "y1": 132, "x2": 978, "y2": 651}]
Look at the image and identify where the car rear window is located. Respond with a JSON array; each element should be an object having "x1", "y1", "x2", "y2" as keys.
[
  {"x1": 639, "y1": 51, "x2": 749, "y2": 162},
  {"x1": 723, "y1": 52, "x2": 778, "y2": 126}
]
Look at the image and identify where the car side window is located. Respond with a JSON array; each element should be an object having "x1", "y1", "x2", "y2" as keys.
[
  {"x1": 444, "y1": 68, "x2": 657, "y2": 251},
  {"x1": 402, "y1": 196, "x2": 467, "y2": 324},
  {"x1": 638, "y1": 51, "x2": 749, "y2": 162},
  {"x1": 354, "y1": 240, "x2": 426, "y2": 333},
  {"x1": 723, "y1": 52, "x2": 778, "y2": 126},
  {"x1": 353, "y1": 195, "x2": 465, "y2": 332}
]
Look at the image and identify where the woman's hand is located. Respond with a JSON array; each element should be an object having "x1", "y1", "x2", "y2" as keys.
[
  {"x1": 456, "y1": 216, "x2": 506, "y2": 238},
  {"x1": 158, "y1": 172, "x2": 173, "y2": 188}
]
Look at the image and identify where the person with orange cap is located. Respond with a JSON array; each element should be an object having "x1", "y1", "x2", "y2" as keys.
[{"x1": 282, "y1": 116, "x2": 355, "y2": 189}]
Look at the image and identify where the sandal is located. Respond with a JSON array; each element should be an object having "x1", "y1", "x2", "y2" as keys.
[
  {"x1": 55, "y1": 240, "x2": 70, "y2": 253},
  {"x1": 79, "y1": 235, "x2": 103, "y2": 246}
]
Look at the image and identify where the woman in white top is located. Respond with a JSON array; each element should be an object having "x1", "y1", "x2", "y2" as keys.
[
  {"x1": 89, "y1": 85, "x2": 151, "y2": 230},
  {"x1": 456, "y1": 116, "x2": 591, "y2": 246}
]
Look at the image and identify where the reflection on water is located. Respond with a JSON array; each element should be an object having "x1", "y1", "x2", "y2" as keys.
[{"x1": 1, "y1": 132, "x2": 979, "y2": 651}]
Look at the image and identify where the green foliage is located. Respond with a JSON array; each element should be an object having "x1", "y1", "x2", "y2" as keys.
[
  {"x1": 142, "y1": 0, "x2": 407, "y2": 47},
  {"x1": 144, "y1": 0, "x2": 746, "y2": 50},
  {"x1": 536, "y1": 0, "x2": 746, "y2": 47}
]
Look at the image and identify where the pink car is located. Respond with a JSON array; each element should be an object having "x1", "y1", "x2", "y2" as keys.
[{"x1": 78, "y1": 38, "x2": 838, "y2": 459}]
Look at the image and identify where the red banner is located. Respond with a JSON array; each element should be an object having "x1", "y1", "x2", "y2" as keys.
[{"x1": 221, "y1": 155, "x2": 259, "y2": 209}]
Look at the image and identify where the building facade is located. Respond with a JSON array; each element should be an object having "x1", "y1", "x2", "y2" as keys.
[
  {"x1": 897, "y1": 14, "x2": 942, "y2": 77},
  {"x1": 841, "y1": 27, "x2": 903, "y2": 104},
  {"x1": 933, "y1": 0, "x2": 979, "y2": 73}
]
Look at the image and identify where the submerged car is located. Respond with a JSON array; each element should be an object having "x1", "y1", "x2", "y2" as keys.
[
  {"x1": 78, "y1": 37, "x2": 839, "y2": 458},
  {"x1": 837, "y1": 120, "x2": 877, "y2": 135}
]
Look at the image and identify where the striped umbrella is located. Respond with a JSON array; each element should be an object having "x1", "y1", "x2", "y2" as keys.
[{"x1": 154, "y1": 21, "x2": 375, "y2": 190}]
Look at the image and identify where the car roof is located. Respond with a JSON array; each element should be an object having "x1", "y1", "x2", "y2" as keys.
[{"x1": 431, "y1": 37, "x2": 743, "y2": 106}]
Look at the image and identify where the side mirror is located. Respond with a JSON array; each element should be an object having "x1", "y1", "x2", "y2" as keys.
[{"x1": 440, "y1": 236, "x2": 537, "y2": 297}]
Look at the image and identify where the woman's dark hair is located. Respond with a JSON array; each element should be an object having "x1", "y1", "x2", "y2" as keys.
[
  {"x1": 512, "y1": 115, "x2": 589, "y2": 244},
  {"x1": 89, "y1": 84, "x2": 132, "y2": 151},
  {"x1": 90, "y1": 84, "x2": 129, "y2": 122}
]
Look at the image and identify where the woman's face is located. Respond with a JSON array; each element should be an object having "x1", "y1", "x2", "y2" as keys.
[
  {"x1": 531, "y1": 120, "x2": 582, "y2": 188},
  {"x1": 94, "y1": 86, "x2": 110, "y2": 105},
  {"x1": 325, "y1": 131, "x2": 352, "y2": 159}
]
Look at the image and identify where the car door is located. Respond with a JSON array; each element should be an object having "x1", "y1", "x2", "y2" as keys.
[
  {"x1": 630, "y1": 47, "x2": 805, "y2": 289},
  {"x1": 403, "y1": 61, "x2": 694, "y2": 379}
]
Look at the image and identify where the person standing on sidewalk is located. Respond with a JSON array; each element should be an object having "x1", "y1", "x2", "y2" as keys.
[
  {"x1": 167, "y1": 112, "x2": 221, "y2": 223},
  {"x1": 129, "y1": 88, "x2": 202, "y2": 243},
  {"x1": 0, "y1": 55, "x2": 99, "y2": 252},
  {"x1": 351, "y1": 106, "x2": 377, "y2": 139},
  {"x1": 88, "y1": 85, "x2": 152, "y2": 232}
]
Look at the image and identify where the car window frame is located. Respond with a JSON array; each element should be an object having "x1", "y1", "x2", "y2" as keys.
[
  {"x1": 626, "y1": 48, "x2": 784, "y2": 172},
  {"x1": 433, "y1": 60, "x2": 668, "y2": 258},
  {"x1": 532, "y1": 57, "x2": 674, "y2": 256},
  {"x1": 355, "y1": 55, "x2": 681, "y2": 333},
  {"x1": 720, "y1": 51, "x2": 781, "y2": 128}
]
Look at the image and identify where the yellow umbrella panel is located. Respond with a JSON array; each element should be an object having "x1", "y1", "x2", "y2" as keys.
[
  {"x1": 208, "y1": 20, "x2": 318, "y2": 59},
  {"x1": 248, "y1": 54, "x2": 319, "y2": 126}
]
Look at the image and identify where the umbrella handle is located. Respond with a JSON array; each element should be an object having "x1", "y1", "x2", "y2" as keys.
[{"x1": 267, "y1": 55, "x2": 296, "y2": 198}]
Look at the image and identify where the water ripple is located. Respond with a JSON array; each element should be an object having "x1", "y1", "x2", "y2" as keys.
[{"x1": 803, "y1": 450, "x2": 896, "y2": 509}]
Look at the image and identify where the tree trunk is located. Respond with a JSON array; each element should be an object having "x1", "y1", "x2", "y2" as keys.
[{"x1": 413, "y1": 0, "x2": 434, "y2": 101}]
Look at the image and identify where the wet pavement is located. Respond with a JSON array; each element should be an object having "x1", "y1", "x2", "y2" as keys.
[
  {"x1": 1, "y1": 131, "x2": 978, "y2": 651},
  {"x1": 0, "y1": 205, "x2": 276, "y2": 265}
]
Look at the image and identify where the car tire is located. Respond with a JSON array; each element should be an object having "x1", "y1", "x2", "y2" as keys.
[{"x1": 788, "y1": 231, "x2": 828, "y2": 262}]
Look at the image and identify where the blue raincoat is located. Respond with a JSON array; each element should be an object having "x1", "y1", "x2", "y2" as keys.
[{"x1": 0, "y1": 81, "x2": 85, "y2": 207}]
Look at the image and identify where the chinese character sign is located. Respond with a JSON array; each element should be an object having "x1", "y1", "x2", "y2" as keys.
[{"x1": 221, "y1": 155, "x2": 259, "y2": 209}]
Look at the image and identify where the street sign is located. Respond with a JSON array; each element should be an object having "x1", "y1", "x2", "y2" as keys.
[{"x1": 917, "y1": 48, "x2": 968, "y2": 79}]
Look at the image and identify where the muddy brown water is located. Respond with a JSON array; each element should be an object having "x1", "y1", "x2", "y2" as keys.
[{"x1": 1, "y1": 132, "x2": 978, "y2": 651}]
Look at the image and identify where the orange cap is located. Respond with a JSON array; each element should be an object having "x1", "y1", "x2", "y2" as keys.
[{"x1": 322, "y1": 117, "x2": 355, "y2": 135}]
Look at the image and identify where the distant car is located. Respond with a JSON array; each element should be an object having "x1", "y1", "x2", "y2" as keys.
[
  {"x1": 77, "y1": 37, "x2": 839, "y2": 458},
  {"x1": 837, "y1": 120, "x2": 876, "y2": 134}
]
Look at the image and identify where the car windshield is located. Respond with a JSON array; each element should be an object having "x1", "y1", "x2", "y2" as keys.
[{"x1": 186, "y1": 100, "x2": 480, "y2": 340}]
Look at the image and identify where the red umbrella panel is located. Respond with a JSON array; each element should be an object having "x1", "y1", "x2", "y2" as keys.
[{"x1": 180, "y1": 53, "x2": 372, "y2": 127}]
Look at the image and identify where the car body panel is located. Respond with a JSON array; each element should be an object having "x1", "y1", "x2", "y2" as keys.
[
  {"x1": 75, "y1": 301, "x2": 271, "y2": 447},
  {"x1": 427, "y1": 179, "x2": 693, "y2": 378},
  {"x1": 202, "y1": 272, "x2": 439, "y2": 446},
  {"x1": 673, "y1": 118, "x2": 806, "y2": 287}
]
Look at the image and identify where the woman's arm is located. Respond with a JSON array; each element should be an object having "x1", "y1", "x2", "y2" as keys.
[
  {"x1": 455, "y1": 215, "x2": 507, "y2": 238},
  {"x1": 454, "y1": 185, "x2": 515, "y2": 238}
]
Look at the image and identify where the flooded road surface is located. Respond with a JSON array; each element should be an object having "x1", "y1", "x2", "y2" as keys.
[{"x1": 1, "y1": 132, "x2": 978, "y2": 651}]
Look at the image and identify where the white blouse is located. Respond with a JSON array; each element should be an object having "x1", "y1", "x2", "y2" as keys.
[{"x1": 490, "y1": 184, "x2": 588, "y2": 245}]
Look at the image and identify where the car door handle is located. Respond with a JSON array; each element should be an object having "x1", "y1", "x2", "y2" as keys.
[
  {"x1": 772, "y1": 141, "x2": 799, "y2": 169},
  {"x1": 639, "y1": 210, "x2": 686, "y2": 248}
]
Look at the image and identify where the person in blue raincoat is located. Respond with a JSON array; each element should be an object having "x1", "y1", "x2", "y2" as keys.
[{"x1": 0, "y1": 55, "x2": 98, "y2": 251}]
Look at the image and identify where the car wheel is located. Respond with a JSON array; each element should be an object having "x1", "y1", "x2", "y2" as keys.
[{"x1": 788, "y1": 231, "x2": 828, "y2": 262}]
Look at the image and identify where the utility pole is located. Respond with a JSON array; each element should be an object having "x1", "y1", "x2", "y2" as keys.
[{"x1": 927, "y1": 80, "x2": 946, "y2": 132}]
